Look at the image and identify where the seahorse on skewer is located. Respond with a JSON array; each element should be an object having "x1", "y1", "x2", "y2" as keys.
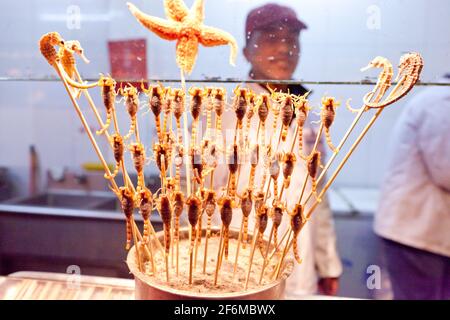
[
  {"x1": 58, "y1": 40, "x2": 90, "y2": 98},
  {"x1": 363, "y1": 53, "x2": 423, "y2": 109},
  {"x1": 358, "y1": 56, "x2": 394, "y2": 108}
]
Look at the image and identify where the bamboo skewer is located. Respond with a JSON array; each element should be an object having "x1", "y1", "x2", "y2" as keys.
[
  {"x1": 213, "y1": 225, "x2": 225, "y2": 285},
  {"x1": 180, "y1": 70, "x2": 191, "y2": 197},
  {"x1": 232, "y1": 218, "x2": 245, "y2": 277},
  {"x1": 303, "y1": 74, "x2": 405, "y2": 216},
  {"x1": 258, "y1": 225, "x2": 274, "y2": 284},
  {"x1": 244, "y1": 228, "x2": 260, "y2": 290}
]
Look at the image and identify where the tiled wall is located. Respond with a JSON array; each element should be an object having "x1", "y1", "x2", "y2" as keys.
[{"x1": 0, "y1": 0, "x2": 447, "y2": 196}]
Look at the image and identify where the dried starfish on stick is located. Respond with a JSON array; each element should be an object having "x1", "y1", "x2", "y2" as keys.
[{"x1": 127, "y1": 0, "x2": 237, "y2": 74}]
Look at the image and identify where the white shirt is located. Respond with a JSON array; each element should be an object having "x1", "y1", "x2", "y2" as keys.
[
  {"x1": 374, "y1": 79, "x2": 450, "y2": 257},
  {"x1": 212, "y1": 82, "x2": 342, "y2": 295}
]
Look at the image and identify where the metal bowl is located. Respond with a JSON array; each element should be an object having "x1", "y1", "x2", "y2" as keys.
[{"x1": 127, "y1": 227, "x2": 294, "y2": 300}]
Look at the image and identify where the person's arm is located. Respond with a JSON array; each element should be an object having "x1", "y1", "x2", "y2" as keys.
[
  {"x1": 416, "y1": 98, "x2": 450, "y2": 192},
  {"x1": 303, "y1": 126, "x2": 343, "y2": 295},
  {"x1": 309, "y1": 194, "x2": 343, "y2": 295}
]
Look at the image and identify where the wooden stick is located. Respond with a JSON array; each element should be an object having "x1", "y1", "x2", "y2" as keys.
[
  {"x1": 180, "y1": 70, "x2": 191, "y2": 197},
  {"x1": 303, "y1": 76, "x2": 407, "y2": 217},
  {"x1": 202, "y1": 224, "x2": 210, "y2": 274},
  {"x1": 193, "y1": 210, "x2": 204, "y2": 269},
  {"x1": 213, "y1": 225, "x2": 225, "y2": 285},
  {"x1": 232, "y1": 218, "x2": 245, "y2": 278},
  {"x1": 165, "y1": 252, "x2": 170, "y2": 283},
  {"x1": 131, "y1": 215, "x2": 143, "y2": 272},
  {"x1": 244, "y1": 229, "x2": 260, "y2": 290},
  {"x1": 258, "y1": 224, "x2": 275, "y2": 284},
  {"x1": 268, "y1": 226, "x2": 290, "y2": 262},
  {"x1": 74, "y1": 70, "x2": 137, "y2": 194},
  {"x1": 54, "y1": 63, "x2": 119, "y2": 193},
  {"x1": 189, "y1": 227, "x2": 194, "y2": 284},
  {"x1": 176, "y1": 227, "x2": 180, "y2": 276},
  {"x1": 273, "y1": 229, "x2": 293, "y2": 280}
]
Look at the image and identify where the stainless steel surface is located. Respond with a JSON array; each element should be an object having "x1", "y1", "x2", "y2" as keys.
[
  {"x1": 128, "y1": 228, "x2": 293, "y2": 300},
  {"x1": 0, "y1": 271, "x2": 134, "y2": 300},
  {"x1": 0, "y1": 192, "x2": 163, "y2": 277},
  {"x1": 5, "y1": 190, "x2": 119, "y2": 211}
]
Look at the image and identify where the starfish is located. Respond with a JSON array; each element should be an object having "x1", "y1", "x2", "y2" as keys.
[{"x1": 127, "y1": 0, "x2": 238, "y2": 74}]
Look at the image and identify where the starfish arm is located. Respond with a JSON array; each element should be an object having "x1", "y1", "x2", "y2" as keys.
[
  {"x1": 189, "y1": 0, "x2": 205, "y2": 23},
  {"x1": 176, "y1": 36, "x2": 199, "y2": 74},
  {"x1": 164, "y1": 0, "x2": 189, "y2": 22},
  {"x1": 127, "y1": 2, "x2": 180, "y2": 40},
  {"x1": 199, "y1": 25, "x2": 238, "y2": 66}
]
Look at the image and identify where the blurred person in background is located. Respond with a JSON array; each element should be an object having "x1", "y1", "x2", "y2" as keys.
[
  {"x1": 216, "y1": 3, "x2": 342, "y2": 297},
  {"x1": 374, "y1": 74, "x2": 450, "y2": 300}
]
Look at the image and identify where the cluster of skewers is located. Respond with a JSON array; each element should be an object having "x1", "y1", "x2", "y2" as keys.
[{"x1": 39, "y1": 30, "x2": 423, "y2": 290}]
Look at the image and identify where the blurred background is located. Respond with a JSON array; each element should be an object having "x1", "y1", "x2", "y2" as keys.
[{"x1": 0, "y1": 0, "x2": 448, "y2": 299}]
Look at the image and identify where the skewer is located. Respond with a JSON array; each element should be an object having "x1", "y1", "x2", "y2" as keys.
[
  {"x1": 244, "y1": 228, "x2": 260, "y2": 290},
  {"x1": 213, "y1": 225, "x2": 225, "y2": 285},
  {"x1": 232, "y1": 217, "x2": 245, "y2": 278},
  {"x1": 258, "y1": 224, "x2": 274, "y2": 284},
  {"x1": 180, "y1": 70, "x2": 191, "y2": 197},
  {"x1": 273, "y1": 229, "x2": 293, "y2": 280}
]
